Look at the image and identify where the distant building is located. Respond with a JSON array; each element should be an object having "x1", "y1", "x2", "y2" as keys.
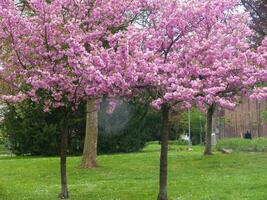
[{"x1": 213, "y1": 98, "x2": 267, "y2": 138}]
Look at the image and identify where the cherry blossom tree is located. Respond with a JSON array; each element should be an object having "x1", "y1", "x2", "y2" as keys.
[
  {"x1": 195, "y1": 37, "x2": 267, "y2": 155},
  {"x1": 114, "y1": 0, "x2": 266, "y2": 199},
  {"x1": 179, "y1": 2, "x2": 267, "y2": 155},
  {"x1": 0, "y1": 0, "x2": 143, "y2": 198}
]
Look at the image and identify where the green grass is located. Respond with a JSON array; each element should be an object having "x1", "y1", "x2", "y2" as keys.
[
  {"x1": 0, "y1": 143, "x2": 267, "y2": 200},
  {"x1": 216, "y1": 137, "x2": 267, "y2": 152}
]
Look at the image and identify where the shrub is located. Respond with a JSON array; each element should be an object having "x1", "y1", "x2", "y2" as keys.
[
  {"x1": 0, "y1": 101, "x2": 85, "y2": 156},
  {"x1": 1, "y1": 98, "x2": 199, "y2": 156},
  {"x1": 0, "y1": 131, "x2": 4, "y2": 145},
  {"x1": 216, "y1": 137, "x2": 267, "y2": 152},
  {"x1": 98, "y1": 99, "x2": 160, "y2": 153},
  {"x1": 168, "y1": 139, "x2": 188, "y2": 146},
  {"x1": 0, "y1": 99, "x2": 162, "y2": 155}
]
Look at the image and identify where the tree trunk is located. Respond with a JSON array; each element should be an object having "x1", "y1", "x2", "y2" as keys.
[
  {"x1": 58, "y1": 112, "x2": 70, "y2": 199},
  {"x1": 81, "y1": 100, "x2": 98, "y2": 168},
  {"x1": 157, "y1": 105, "x2": 170, "y2": 200},
  {"x1": 204, "y1": 105, "x2": 215, "y2": 156}
]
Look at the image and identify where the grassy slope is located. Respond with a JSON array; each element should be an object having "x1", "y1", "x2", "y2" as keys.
[
  {"x1": 216, "y1": 138, "x2": 267, "y2": 152},
  {"x1": 0, "y1": 144, "x2": 267, "y2": 200}
]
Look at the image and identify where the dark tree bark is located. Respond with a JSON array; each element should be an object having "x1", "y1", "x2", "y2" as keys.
[
  {"x1": 81, "y1": 100, "x2": 98, "y2": 168},
  {"x1": 204, "y1": 104, "x2": 215, "y2": 156},
  {"x1": 157, "y1": 104, "x2": 170, "y2": 200},
  {"x1": 58, "y1": 111, "x2": 70, "y2": 199}
]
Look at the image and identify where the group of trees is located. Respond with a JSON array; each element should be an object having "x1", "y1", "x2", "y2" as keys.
[{"x1": 0, "y1": 0, "x2": 266, "y2": 200}]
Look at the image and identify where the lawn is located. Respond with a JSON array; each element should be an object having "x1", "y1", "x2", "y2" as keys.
[{"x1": 0, "y1": 143, "x2": 267, "y2": 200}]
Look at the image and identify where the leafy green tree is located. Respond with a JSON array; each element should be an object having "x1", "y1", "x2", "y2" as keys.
[{"x1": 178, "y1": 108, "x2": 206, "y2": 145}]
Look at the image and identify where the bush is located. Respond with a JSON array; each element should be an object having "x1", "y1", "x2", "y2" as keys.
[
  {"x1": 0, "y1": 101, "x2": 85, "y2": 156},
  {"x1": 0, "y1": 131, "x2": 4, "y2": 145},
  {"x1": 1, "y1": 97, "x2": 200, "y2": 156},
  {"x1": 97, "y1": 98, "x2": 190, "y2": 154},
  {"x1": 216, "y1": 137, "x2": 267, "y2": 152},
  {"x1": 97, "y1": 99, "x2": 160, "y2": 153},
  {"x1": 168, "y1": 139, "x2": 188, "y2": 146},
  {"x1": 0, "y1": 99, "x2": 163, "y2": 155}
]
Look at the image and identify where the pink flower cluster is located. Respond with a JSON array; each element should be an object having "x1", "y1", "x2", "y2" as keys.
[{"x1": 0, "y1": 0, "x2": 266, "y2": 112}]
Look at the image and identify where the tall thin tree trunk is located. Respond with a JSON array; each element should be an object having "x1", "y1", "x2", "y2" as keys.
[
  {"x1": 204, "y1": 104, "x2": 215, "y2": 156},
  {"x1": 157, "y1": 104, "x2": 170, "y2": 200},
  {"x1": 59, "y1": 112, "x2": 70, "y2": 199},
  {"x1": 81, "y1": 100, "x2": 98, "y2": 168}
]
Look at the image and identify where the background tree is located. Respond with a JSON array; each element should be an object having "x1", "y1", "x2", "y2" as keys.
[
  {"x1": 81, "y1": 99, "x2": 99, "y2": 168},
  {"x1": 241, "y1": 0, "x2": 267, "y2": 45},
  {"x1": 178, "y1": 108, "x2": 206, "y2": 144},
  {"x1": 80, "y1": 0, "x2": 141, "y2": 168}
]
